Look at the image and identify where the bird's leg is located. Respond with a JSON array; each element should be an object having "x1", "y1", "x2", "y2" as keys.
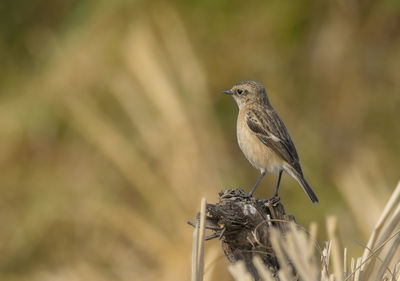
[
  {"x1": 248, "y1": 171, "x2": 266, "y2": 196},
  {"x1": 273, "y1": 170, "x2": 283, "y2": 198}
]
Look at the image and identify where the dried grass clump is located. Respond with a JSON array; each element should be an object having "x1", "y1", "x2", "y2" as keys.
[{"x1": 192, "y1": 181, "x2": 400, "y2": 281}]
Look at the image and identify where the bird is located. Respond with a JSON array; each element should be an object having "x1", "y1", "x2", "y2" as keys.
[{"x1": 222, "y1": 80, "x2": 319, "y2": 203}]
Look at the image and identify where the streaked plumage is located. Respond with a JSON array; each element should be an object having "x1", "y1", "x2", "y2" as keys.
[{"x1": 223, "y1": 80, "x2": 319, "y2": 203}]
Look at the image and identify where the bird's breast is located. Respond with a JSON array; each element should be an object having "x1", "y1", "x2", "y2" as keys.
[{"x1": 237, "y1": 110, "x2": 283, "y2": 173}]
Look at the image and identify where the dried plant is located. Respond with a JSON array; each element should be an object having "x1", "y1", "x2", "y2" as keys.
[{"x1": 193, "y1": 182, "x2": 400, "y2": 281}]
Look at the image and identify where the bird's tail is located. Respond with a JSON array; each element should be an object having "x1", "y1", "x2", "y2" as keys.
[
  {"x1": 297, "y1": 175, "x2": 319, "y2": 203},
  {"x1": 284, "y1": 166, "x2": 319, "y2": 203}
]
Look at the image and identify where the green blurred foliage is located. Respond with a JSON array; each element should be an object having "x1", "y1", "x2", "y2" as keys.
[{"x1": 0, "y1": 0, "x2": 399, "y2": 280}]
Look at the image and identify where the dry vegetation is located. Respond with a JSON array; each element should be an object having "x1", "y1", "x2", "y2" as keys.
[
  {"x1": 0, "y1": 1, "x2": 399, "y2": 281},
  {"x1": 193, "y1": 182, "x2": 400, "y2": 281}
]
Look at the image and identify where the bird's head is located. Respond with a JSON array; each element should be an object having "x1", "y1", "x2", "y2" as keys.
[{"x1": 222, "y1": 80, "x2": 270, "y2": 109}]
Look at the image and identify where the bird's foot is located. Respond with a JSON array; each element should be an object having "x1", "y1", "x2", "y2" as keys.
[
  {"x1": 236, "y1": 188, "x2": 252, "y2": 197},
  {"x1": 261, "y1": 194, "x2": 280, "y2": 204}
]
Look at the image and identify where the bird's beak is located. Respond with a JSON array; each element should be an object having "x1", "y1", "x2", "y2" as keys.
[{"x1": 222, "y1": 89, "x2": 233, "y2": 95}]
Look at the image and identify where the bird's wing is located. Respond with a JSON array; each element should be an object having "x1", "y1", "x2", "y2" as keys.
[{"x1": 245, "y1": 108, "x2": 302, "y2": 173}]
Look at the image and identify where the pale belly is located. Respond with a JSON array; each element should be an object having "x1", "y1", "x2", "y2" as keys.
[{"x1": 237, "y1": 114, "x2": 283, "y2": 174}]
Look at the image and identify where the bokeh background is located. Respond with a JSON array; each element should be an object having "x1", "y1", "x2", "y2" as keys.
[{"x1": 0, "y1": 0, "x2": 399, "y2": 280}]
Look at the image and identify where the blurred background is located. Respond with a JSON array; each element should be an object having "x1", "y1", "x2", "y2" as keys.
[{"x1": 0, "y1": 0, "x2": 399, "y2": 280}]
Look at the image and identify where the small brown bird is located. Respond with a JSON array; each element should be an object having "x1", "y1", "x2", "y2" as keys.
[{"x1": 223, "y1": 80, "x2": 318, "y2": 203}]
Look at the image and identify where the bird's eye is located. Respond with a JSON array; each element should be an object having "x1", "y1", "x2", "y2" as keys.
[{"x1": 237, "y1": 89, "x2": 243, "y2": 95}]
